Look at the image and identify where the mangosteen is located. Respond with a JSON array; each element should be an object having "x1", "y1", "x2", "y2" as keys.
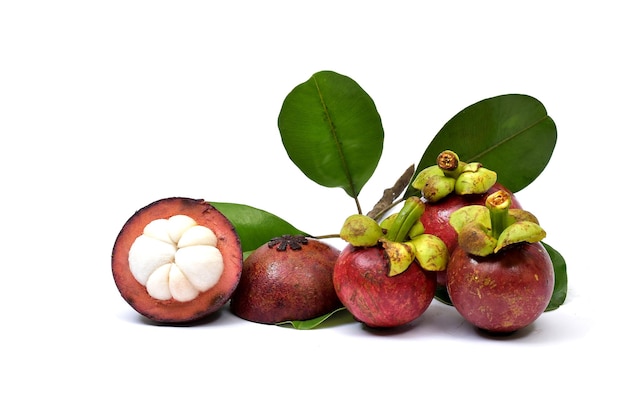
[
  {"x1": 230, "y1": 235, "x2": 342, "y2": 324},
  {"x1": 446, "y1": 190, "x2": 554, "y2": 333},
  {"x1": 333, "y1": 197, "x2": 447, "y2": 328},
  {"x1": 111, "y1": 197, "x2": 243, "y2": 323},
  {"x1": 333, "y1": 244, "x2": 437, "y2": 328}
]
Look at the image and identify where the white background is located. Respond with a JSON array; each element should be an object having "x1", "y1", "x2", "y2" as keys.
[{"x1": 2, "y1": 1, "x2": 623, "y2": 415}]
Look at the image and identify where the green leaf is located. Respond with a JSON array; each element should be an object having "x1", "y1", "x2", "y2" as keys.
[
  {"x1": 407, "y1": 94, "x2": 557, "y2": 196},
  {"x1": 434, "y1": 286, "x2": 453, "y2": 306},
  {"x1": 278, "y1": 70, "x2": 384, "y2": 198},
  {"x1": 211, "y1": 202, "x2": 307, "y2": 255},
  {"x1": 276, "y1": 307, "x2": 352, "y2": 330},
  {"x1": 542, "y1": 242, "x2": 568, "y2": 311}
]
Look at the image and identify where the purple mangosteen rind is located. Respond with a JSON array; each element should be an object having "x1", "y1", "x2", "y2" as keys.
[
  {"x1": 446, "y1": 241, "x2": 555, "y2": 333},
  {"x1": 446, "y1": 191, "x2": 555, "y2": 333},
  {"x1": 230, "y1": 235, "x2": 342, "y2": 324},
  {"x1": 333, "y1": 244, "x2": 437, "y2": 328}
]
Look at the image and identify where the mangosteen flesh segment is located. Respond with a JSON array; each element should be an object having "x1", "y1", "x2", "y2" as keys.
[{"x1": 128, "y1": 214, "x2": 225, "y2": 302}]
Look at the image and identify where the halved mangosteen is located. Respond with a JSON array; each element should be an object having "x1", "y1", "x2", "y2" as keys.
[{"x1": 111, "y1": 197, "x2": 243, "y2": 323}]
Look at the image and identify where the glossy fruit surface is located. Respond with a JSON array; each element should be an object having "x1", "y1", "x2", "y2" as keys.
[
  {"x1": 333, "y1": 244, "x2": 436, "y2": 328},
  {"x1": 111, "y1": 197, "x2": 243, "y2": 323},
  {"x1": 446, "y1": 242, "x2": 554, "y2": 333},
  {"x1": 230, "y1": 235, "x2": 341, "y2": 324}
]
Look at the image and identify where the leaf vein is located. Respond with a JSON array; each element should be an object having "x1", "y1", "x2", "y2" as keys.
[
  {"x1": 312, "y1": 74, "x2": 358, "y2": 197},
  {"x1": 470, "y1": 114, "x2": 550, "y2": 161}
]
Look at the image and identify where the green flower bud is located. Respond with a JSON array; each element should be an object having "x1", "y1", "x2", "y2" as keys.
[
  {"x1": 457, "y1": 223, "x2": 498, "y2": 257},
  {"x1": 494, "y1": 221, "x2": 546, "y2": 253},
  {"x1": 408, "y1": 234, "x2": 449, "y2": 271},
  {"x1": 379, "y1": 213, "x2": 397, "y2": 232},
  {"x1": 422, "y1": 174, "x2": 456, "y2": 202},
  {"x1": 340, "y1": 214, "x2": 383, "y2": 247},
  {"x1": 412, "y1": 165, "x2": 444, "y2": 191},
  {"x1": 455, "y1": 164, "x2": 497, "y2": 195},
  {"x1": 407, "y1": 220, "x2": 425, "y2": 239}
]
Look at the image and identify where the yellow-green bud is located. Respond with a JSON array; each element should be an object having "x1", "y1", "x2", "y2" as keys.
[
  {"x1": 381, "y1": 240, "x2": 415, "y2": 276},
  {"x1": 494, "y1": 221, "x2": 546, "y2": 253},
  {"x1": 422, "y1": 175, "x2": 456, "y2": 202},
  {"x1": 411, "y1": 165, "x2": 444, "y2": 190},
  {"x1": 455, "y1": 164, "x2": 497, "y2": 195},
  {"x1": 339, "y1": 214, "x2": 383, "y2": 247},
  {"x1": 407, "y1": 234, "x2": 449, "y2": 271}
]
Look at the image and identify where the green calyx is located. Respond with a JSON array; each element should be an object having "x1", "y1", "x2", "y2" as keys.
[
  {"x1": 381, "y1": 240, "x2": 415, "y2": 276},
  {"x1": 339, "y1": 197, "x2": 449, "y2": 276},
  {"x1": 406, "y1": 234, "x2": 449, "y2": 272},
  {"x1": 449, "y1": 190, "x2": 546, "y2": 256},
  {"x1": 411, "y1": 150, "x2": 498, "y2": 202},
  {"x1": 339, "y1": 214, "x2": 384, "y2": 247},
  {"x1": 455, "y1": 162, "x2": 498, "y2": 195},
  {"x1": 380, "y1": 197, "x2": 450, "y2": 276}
]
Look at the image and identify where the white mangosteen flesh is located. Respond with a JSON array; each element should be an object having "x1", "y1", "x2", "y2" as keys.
[{"x1": 128, "y1": 214, "x2": 224, "y2": 302}]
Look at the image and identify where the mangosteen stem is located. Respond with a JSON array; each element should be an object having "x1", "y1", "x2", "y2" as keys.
[
  {"x1": 438, "y1": 150, "x2": 466, "y2": 179},
  {"x1": 385, "y1": 197, "x2": 425, "y2": 242},
  {"x1": 485, "y1": 190, "x2": 513, "y2": 239},
  {"x1": 314, "y1": 233, "x2": 341, "y2": 240},
  {"x1": 354, "y1": 197, "x2": 363, "y2": 215}
]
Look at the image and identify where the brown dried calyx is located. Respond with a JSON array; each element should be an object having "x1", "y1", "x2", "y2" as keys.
[{"x1": 267, "y1": 235, "x2": 309, "y2": 251}]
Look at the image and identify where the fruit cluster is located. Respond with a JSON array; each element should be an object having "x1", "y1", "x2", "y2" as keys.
[
  {"x1": 333, "y1": 151, "x2": 554, "y2": 332},
  {"x1": 111, "y1": 70, "x2": 565, "y2": 335},
  {"x1": 111, "y1": 150, "x2": 555, "y2": 334}
]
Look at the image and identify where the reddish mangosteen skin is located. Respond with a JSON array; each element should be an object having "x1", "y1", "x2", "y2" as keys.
[
  {"x1": 446, "y1": 242, "x2": 554, "y2": 333},
  {"x1": 333, "y1": 244, "x2": 437, "y2": 328},
  {"x1": 230, "y1": 239, "x2": 342, "y2": 324},
  {"x1": 111, "y1": 197, "x2": 243, "y2": 323},
  {"x1": 420, "y1": 183, "x2": 522, "y2": 287}
]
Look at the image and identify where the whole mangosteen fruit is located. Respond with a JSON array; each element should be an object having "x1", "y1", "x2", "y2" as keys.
[
  {"x1": 230, "y1": 235, "x2": 342, "y2": 324},
  {"x1": 447, "y1": 242, "x2": 554, "y2": 333},
  {"x1": 111, "y1": 197, "x2": 243, "y2": 323},
  {"x1": 333, "y1": 198, "x2": 447, "y2": 328},
  {"x1": 446, "y1": 190, "x2": 554, "y2": 333},
  {"x1": 333, "y1": 244, "x2": 437, "y2": 328}
]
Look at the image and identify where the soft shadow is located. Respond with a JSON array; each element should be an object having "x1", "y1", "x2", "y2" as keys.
[
  {"x1": 424, "y1": 298, "x2": 592, "y2": 344},
  {"x1": 119, "y1": 307, "x2": 227, "y2": 327},
  {"x1": 141, "y1": 310, "x2": 224, "y2": 327},
  {"x1": 360, "y1": 320, "x2": 421, "y2": 336},
  {"x1": 472, "y1": 323, "x2": 537, "y2": 341}
]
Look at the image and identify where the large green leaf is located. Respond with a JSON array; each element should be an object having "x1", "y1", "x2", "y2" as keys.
[
  {"x1": 211, "y1": 202, "x2": 307, "y2": 256},
  {"x1": 278, "y1": 70, "x2": 384, "y2": 198},
  {"x1": 407, "y1": 94, "x2": 557, "y2": 196}
]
